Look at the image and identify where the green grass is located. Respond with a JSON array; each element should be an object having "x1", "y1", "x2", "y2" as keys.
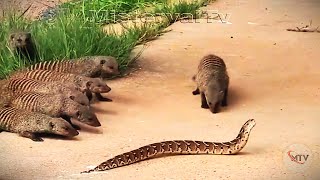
[
  {"x1": 0, "y1": 0, "x2": 210, "y2": 79},
  {"x1": 60, "y1": 0, "x2": 167, "y2": 24},
  {"x1": 154, "y1": 0, "x2": 207, "y2": 24}
]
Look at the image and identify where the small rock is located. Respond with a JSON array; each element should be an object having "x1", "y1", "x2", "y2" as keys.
[{"x1": 231, "y1": 36, "x2": 233, "y2": 38}]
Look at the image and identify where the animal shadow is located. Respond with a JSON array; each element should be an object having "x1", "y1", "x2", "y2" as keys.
[
  {"x1": 222, "y1": 86, "x2": 245, "y2": 111},
  {"x1": 35, "y1": 133, "x2": 79, "y2": 141}
]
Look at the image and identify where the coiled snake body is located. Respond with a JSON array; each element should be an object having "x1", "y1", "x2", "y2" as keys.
[{"x1": 81, "y1": 119, "x2": 256, "y2": 173}]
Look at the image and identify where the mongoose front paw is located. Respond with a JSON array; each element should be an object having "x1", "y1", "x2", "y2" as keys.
[
  {"x1": 201, "y1": 104, "x2": 209, "y2": 109},
  {"x1": 32, "y1": 137, "x2": 44, "y2": 142}
]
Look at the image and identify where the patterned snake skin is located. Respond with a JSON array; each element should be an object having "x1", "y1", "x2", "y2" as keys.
[{"x1": 81, "y1": 119, "x2": 256, "y2": 173}]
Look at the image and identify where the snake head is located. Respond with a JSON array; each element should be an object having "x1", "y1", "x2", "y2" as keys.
[{"x1": 243, "y1": 119, "x2": 256, "y2": 132}]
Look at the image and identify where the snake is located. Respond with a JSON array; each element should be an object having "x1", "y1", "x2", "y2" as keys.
[{"x1": 81, "y1": 119, "x2": 256, "y2": 173}]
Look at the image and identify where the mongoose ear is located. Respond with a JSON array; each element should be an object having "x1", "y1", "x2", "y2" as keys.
[
  {"x1": 76, "y1": 111, "x2": 81, "y2": 118},
  {"x1": 86, "y1": 81, "x2": 93, "y2": 88},
  {"x1": 25, "y1": 33, "x2": 31, "y2": 39},
  {"x1": 192, "y1": 75, "x2": 196, "y2": 81},
  {"x1": 69, "y1": 95, "x2": 75, "y2": 100},
  {"x1": 100, "y1": 60, "x2": 106, "y2": 64},
  {"x1": 49, "y1": 122, "x2": 55, "y2": 129}
]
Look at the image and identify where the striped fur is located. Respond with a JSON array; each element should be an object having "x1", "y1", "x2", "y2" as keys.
[
  {"x1": 0, "y1": 80, "x2": 13, "y2": 107},
  {"x1": 10, "y1": 70, "x2": 111, "y2": 93},
  {"x1": 9, "y1": 92, "x2": 101, "y2": 127},
  {"x1": 0, "y1": 107, "x2": 78, "y2": 141},
  {"x1": 10, "y1": 69, "x2": 112, "y2": 102},
  {"x1": 30, "y1": 60, "x2": 75, "y2": 73},
  {"x1": 193, "y1": 54, "x2": 229, "y2": 113},
  {"x1": 27, "y1": 56, "x2": 119, "y2": 78},
  {"x1": 6, "y1": 78, "x2": 90, "y2": 106}
]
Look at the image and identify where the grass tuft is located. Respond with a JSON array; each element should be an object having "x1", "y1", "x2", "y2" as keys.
[{"x1": 0, "y1": 0, "x2": 210, "y2": 79}]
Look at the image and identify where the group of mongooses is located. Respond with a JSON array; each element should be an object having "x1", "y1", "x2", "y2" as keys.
[
  {"x1": 3, "y1": 31, "x2": 229, "y2": 141},
  {"x1": 0, "y1": 55, "x2": 120, "y2": 141}
]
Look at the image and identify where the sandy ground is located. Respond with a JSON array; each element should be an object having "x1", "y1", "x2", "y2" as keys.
[{"x1": 1, "y1": 0, "x2": 320, "y2": 179}]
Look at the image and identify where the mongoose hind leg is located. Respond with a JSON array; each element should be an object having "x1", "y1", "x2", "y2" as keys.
[
  {"x1": 201, "y1": 93, "x2": 209, "y2": 109},
  {"x1": 221, "y1": 88, "x2": 228, "y2": 107},
  {"x1": 192, "y1": 88, "x2": 200, "y2": 95},
  {"x1": 95, "y1": 93, "x2": 113, "y2": 102},
  {"x1": 20, "y1": 131, "x2": 43, "y2": 141}
]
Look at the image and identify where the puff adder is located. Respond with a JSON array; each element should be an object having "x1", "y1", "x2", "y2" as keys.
[{"x1": 81, "y1": 119, "x2": 256, "y2": 173}]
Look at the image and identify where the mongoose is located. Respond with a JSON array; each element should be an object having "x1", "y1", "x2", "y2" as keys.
[
  {"x1": 0, "y1": 106, "x2": 79, "y2": 141},
  {"x1": 84, "y1": 78, "x2": 113, "y2": 102},
  {"x1": 8, "y1": 31, "x2": 37, "y2": 62},
  {"x1": 10, "y1": 70, "x2": 112, "y2": 101},
  {"x1": 6, "y1": 78, "x2": 90, "y2": 106},
  {"x1": 8, "y1": 92, "x2": 101, "y2": 128},
  {"x1": 27, "y1": 56, "x2": 120, "y2": 78},
  {"x1": 192, "y1": 54, "x2": 229, "y2": 113},
  {"x1": 0, "y1": 89, "x2": 13, "y2": 108}
]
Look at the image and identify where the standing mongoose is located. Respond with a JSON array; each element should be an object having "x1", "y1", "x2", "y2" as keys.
[
  {"x1": 9, "y1": 69, "x2": 112, "y2": 101},
  {"x1": 8, "y1": 31, "x2": 37, "y2": 62},
  {"x1": 192, "y1": 54, "x2": 229, "y2": 113},
  {"x1": 0, "y1": 106, "x2": 79, "y2": 141},
  {"x1": 6, "y1": 78, "x2": 90, "y2": 106},
  {"x1": 8, "y1": 92, "x2": 101, "y2": 128},
  {"x1": 26, "y1": 56, "x2": 120, "y2": 78}
]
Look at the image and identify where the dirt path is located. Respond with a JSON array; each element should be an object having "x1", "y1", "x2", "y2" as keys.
[{"x1": 1, "y1": 0, "x2": 320, "y2": 179}]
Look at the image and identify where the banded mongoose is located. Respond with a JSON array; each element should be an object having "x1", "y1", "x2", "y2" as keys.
[
  {"x1": 27, "y1": 56, "x2": 120, "y2": 78},
  {"x1": 6, "y1": 78, "x2": 90, "y2": 106},
  {"x1": 0, "y1": 80, "x2": 12, "y2": 107},
  {"x1": 192, "y1": 54, "x2": 229, "y2": 113},
  {"x1": 8, "y1": 31, "x2": 37, "y2": 62},
  {"x1": 0, "y1": 107, "x2": 79, "y2": 141},
  {"x1": 10, "y1": 69, "x2": 112, "y2": 101},
  {"x1": 0, "y1": 89, "x2": 13, "y2": 108},
  {"x1": 8, "y1": 92, "x2": 101, "y2": 128}
]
